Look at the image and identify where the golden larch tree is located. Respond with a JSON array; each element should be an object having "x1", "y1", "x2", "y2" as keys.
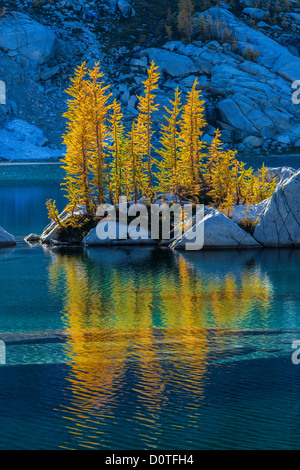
[
  {"x1": 62, "y1": 62, "x2": 93, "y2": 217},
  {"x1": 87, "y1": 62, "x2": 112, "y2": 205},
  {"x1": 136, "y1": 61, "x2": 160, "y2": 198},
  {"x1": 178, "y1": 78, "x2": 207, "y2": 201},
  {"x1": 108, "y1": 98, "x2": 127, "y2": 204},
  {"x1": 155, "y1": 88, "x2": 182, "y2": 199}
]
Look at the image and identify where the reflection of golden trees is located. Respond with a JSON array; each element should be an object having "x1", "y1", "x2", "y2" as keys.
[{"x1": 47, "y1": 249, "x2": 273, "y2": 447}]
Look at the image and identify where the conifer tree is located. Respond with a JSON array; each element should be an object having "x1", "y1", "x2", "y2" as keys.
[
  {"x1": 46, "y1": 199, "x2": 63, "y2": 228},
  {"x1": 53, "y1": 60, "x2": 278, "y2": 234},
  {"x1": 136, "y1": 61, "x2": 160, "y2": 198},
  {"x1": 127, "y1": 120, "x2": 149, "y2": 203},
  {"x1": 62, "y1": 62, "x2": 93, "y2": 217},
  {"x1": 61, "y1": 62, "x2": 112, "y2": 216},
  {"x1": 87, "y1": 62, "x2": 112, "y2": 206},
  {"x1": 204, "y1": 128, "x2": 223, "y2": 185},
  {"x1": 108, "y1": 98, "x2": 127, "y2": 203},
  {"x1": 155, "y1": 88, "x2": 182, "y2": 199},
  {"x1": 177, "y1": 79, "x2": 206, "y2": 201}
]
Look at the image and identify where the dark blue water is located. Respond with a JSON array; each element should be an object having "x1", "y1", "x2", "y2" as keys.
[
  {"x1": 0, "y1": 162, "x2": 65, "y2": 237},
  {"x1": 241, "y1": 154, "x2": 300, "y2": 170},
  {"x1": 1, "y1": 161, "x2": 300, "y2": 450}
]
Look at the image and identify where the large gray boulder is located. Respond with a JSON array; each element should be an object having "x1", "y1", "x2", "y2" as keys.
[
  {"x1": 0, "y1": 227, "x2": 16, "y2": 246},
  {"x1": 83, "y1": 221, "x2": 156, "y2": 246},
  {"x1": 171, "y1": 208, "x2": 261, "y2": 250},
  {"x1": 0, "y1": 12, "x2": 55, "y2": 65},
  {"x1": 254, "y1": 171, "x2": 300, "y2": 246},
  {"x1": 140, "y1": 48, "x2": 198, "y2": 78},
  {"x1": 156, "y1": 28, "x2": 297, "y2": 144},
  {"x1": 117, "y1": 0, "x2": 135, "y2": 17}
]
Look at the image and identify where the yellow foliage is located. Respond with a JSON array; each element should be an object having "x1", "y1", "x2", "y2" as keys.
[
  {"x1": 108, "y1": 99, "x2": 127, "y2": 204},
  {"x1": 204, "y1": 130, "x2": 276, "y2": 215},
  {"x1": 136, "y1": 61, "x2": 160, "y2": 198},
  {"x1": 46, "y1": 199, "x2": 63, "y2": 227},
  {"x1": 177, "y1": 78, "x2": 207, "y2": 201},
  {"x1": 86, "y1": 63, "x2": 112, "y2": 205},
  {"x1": 51, "y1": 60, "x2": 276, "y2": 227},
  {"x1": 61, "y1": 61, "x2": 112, "y2": 216},
  {"x1": 126, "y1": 120, "x2": 149, "y2": 203}
]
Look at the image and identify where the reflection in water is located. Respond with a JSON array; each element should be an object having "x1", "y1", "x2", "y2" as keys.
[
  {"x1": 46, "y1": 248, "x2": 274, "y2": 449},
  {"x1": 2, "y1": 160, "x2": 300, "y2": 449}
]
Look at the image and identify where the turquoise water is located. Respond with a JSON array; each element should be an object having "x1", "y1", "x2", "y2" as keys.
[
  {"x1": 1, "y1": 161, "x2": 300, "y2": 450},
  {"x1": 0, "y1": 162, "x2": 65, "y2": 237}
]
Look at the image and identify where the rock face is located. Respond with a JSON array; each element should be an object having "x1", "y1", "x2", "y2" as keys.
[
  {"x1": 0, "y1": 227, "x2": 16, "y2": 246},
  {"x1": 140, "y1": 48, "x2": 198, "y2": 78},
  {"x1": 203, "y1": 6, "x2": 300, "y2": 81},
  {"x1": 129, "y1": 6, "x2": 300, "y2": 149},
  {"x1": 243, "y1": 7, "x2": 270, "y2": 21},
  {"x1": 0, "y1": 12, "x2": 55, "y2": 65},
  {"x1": 171, "y1": 208, "x2": 261, "y2": 250},
  {"x1": 254, "y1": 171, "x2": 300, "y2": 246},
  {"x1": 0, "y1": 2, "x2": 299, "y2": 153}
]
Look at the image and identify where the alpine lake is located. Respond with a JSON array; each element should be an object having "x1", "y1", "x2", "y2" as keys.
[{"x1": 1, "y1": 156, "x2": 300, "y2": 450}]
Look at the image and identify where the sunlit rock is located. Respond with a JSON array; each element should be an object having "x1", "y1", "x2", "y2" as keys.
[
  {"x1": 171, "y1": 208, "x2": 261, "y2": 250},
  {"x1": 83, "y1": 221, "x2": 156, "y2": 246}
]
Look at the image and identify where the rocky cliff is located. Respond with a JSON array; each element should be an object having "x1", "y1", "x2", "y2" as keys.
[{"x1": 0, "y1": 0, "x2": 299, "y2": 158}]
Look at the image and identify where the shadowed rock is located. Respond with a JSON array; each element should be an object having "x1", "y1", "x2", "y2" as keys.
[{"x1": 254, "y1": 171, "x2": 300, "y2": 246}]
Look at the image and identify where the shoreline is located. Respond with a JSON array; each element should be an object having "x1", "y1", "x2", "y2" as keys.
[{"x1": 2, "y1": 153, "x2": 300, "y2": 165}]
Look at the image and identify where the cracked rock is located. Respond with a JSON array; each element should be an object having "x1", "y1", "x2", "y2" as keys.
[
  {"x1": 254, "y1": 171, "x2": 300, "y2": 246},
  {"x1": 171, "y1": 208, "x2": 262, "y2": 250}
]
